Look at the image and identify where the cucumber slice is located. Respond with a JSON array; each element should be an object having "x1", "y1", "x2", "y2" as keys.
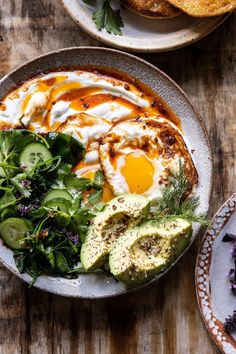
[
  {"x1": 19, "y1": 143, "x2": 52, "y2": 173},
  {"x1": 0, "y1": 217, "x2": 33, "y2": 249},
  {"x1": 42, "y1": 189, "x2": 72, "y2": 205}
]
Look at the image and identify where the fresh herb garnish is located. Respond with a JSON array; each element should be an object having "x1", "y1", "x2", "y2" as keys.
[
  {"x1": 91, "y1": 0, "x2": 123, "y2": 35},
  {"x1": 152, "y1": 161, "x2": 210, "y2": 226}
]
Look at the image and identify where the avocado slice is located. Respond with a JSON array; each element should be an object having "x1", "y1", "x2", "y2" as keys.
[
  {"x1": 109, "y1": 218, "x2": 192, "y2": 286},
  {"x1": 80, "y1": 194, "x2": 150, "y2": 270}
]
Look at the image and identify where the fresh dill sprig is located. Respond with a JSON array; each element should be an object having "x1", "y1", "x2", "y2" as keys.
[
  {"x1": 153, "y1": 213, "x2": 210, "y2": 227},
  {"x1": 153, "y1": 160, "x2": 210, "y2": 226},
  {"x1": 156, "y1": 160, "x2": 189, "y2": 215}
]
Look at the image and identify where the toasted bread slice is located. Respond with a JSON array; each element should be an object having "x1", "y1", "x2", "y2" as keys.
[
  {"x1": 166, "y1": 0, "x2": 236, "y2": 17},
  {"x1": 122, "y1": 0, "x2": 181, "y2": 18}
]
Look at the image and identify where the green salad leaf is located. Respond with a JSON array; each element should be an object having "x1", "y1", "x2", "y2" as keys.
[
  {"x1": 0, "y1": 129, "x2": 101, "y2": 284},
  {"x1": 88, "y1": 189, "x2": 103, "y2": 205},
  {"x1": 93, "y1": 169, "x2": 105, "y2": 188},
  {"x1": 0, "y1": 191, "x2": 17, "y2": 211},
  {"x1": 46, "y1": 132, "x2": 85, "y2": 166},
  {"x1": 64, "y1": 175, "x2": 92, "y2": 190}
]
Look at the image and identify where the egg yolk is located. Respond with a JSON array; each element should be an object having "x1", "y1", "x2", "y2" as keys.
[{"x1": 121, "y1": 153, "x2": 154, "y2": 194}]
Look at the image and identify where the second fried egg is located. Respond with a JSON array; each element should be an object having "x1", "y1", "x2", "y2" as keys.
[{"x1": 99, "y1": 117, "x2": 198, "y2": 203}]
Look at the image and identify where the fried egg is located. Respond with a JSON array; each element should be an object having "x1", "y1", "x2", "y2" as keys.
[
  {"x1": 57, "y1": 112, "x2": 111, "y2": 174},
  {"x1": 99, "y1": 118, "x2": 198, "y2": 203},
  {"x1": 0, "y1": 70, "x2": 153, "y2": 131},
  {"x1": 0, "y1": 69, "x2": 197, "y2": 203}
]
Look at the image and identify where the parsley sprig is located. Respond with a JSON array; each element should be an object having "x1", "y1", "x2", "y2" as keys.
[{"x1": 84, "y1": 0, "x2": 124, "y2": 35}]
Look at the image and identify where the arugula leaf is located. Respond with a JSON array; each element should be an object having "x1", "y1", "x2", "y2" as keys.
[
  {"x1": 55, "y1": 211, "x2": 71, "y2": 228},
  {"x1": 28, "y1": 207, "x2": 48, "y2": 219},
  {"x1": 45, "y1": 247, "x2": 55, "y2": 268},
  {"x1": 72, "y1": 207, "x2": 94, "y2": 224},
  {"x1": 11, "y1": 173, "x2": 31, "y2": 198},
  {"x1": 55, "y1": 251, "x2": 70, "y2": 273},
  {"x1": 76, "y1": 226, "x2": 88, "y2": 244},
  {"x1": 71, "y1": 207, "x2": 94, "y2": 241},
  {"x1": 52, "y1": 163, "x2": 72, "y2": 188},
  {"x1": 88, "y1": 189, "x2": 103, "y2": 205},
  {"x1": 13, "y1": 250, "x2": 28, "y2": 273},
  {"x1": 68, "y1": 195, "x2": 83, "y2": 215},
  {"x1": 92, "y1": 0, "x2": 123, "y2": 36},
  {"x1": 93, "y1": 170, "x2": 105, "y2": 188},
  {"x1": 64, "y1": 175, "x2": 92, "y2": 191},
  {"x1": 0, "y1": 191, "x2": 17, "y2": 211},
  {"x1": 46, "y1": 132, "x2": 85, "y2": 166},
  {"x1": 1, "y1": 206, "x2": 16, "y2": 220},
  {"x1": 94, "y1": 201, "x2": 106, "y2": 211}
]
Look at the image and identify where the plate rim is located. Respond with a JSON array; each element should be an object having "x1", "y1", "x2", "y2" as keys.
[
  {"x1": 60, "y1": 0, "x2": 229, "y2": 53},
  {"x1": 0, "y1": 46, "x2": 213, "y2": 298},
  {"x1": 195, "y1": 193, "x2": 236, "y2": 353}
]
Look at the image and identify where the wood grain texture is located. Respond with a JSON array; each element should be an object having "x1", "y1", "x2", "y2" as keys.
[{"x1": 0, "y1": 1, "x2": 235, "y2": 353}]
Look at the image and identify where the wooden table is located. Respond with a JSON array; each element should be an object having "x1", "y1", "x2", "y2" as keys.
[{"x1": 0, "y1": 1, "x2": 235, "y2": 353}]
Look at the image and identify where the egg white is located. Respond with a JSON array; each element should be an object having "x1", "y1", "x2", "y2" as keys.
[
  {"x1": 99, "y1": 118, "x2": 194, "y2": 203},
  {"x1": 0, "y1": 71, "x2": 150, "y2": 129}
]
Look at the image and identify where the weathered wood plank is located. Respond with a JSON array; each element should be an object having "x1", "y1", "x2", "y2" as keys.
[{"x1": 0, "y1": 1, "x2": 235, "y2": 353}]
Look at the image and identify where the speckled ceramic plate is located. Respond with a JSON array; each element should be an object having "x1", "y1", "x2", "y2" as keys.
[
  {"x1": 196, "y1": 194, "x2": 236, "y2": 354},
  {"x1": 61, "y1": 0, "x2": 229, "y2": 52},
  {"x1": 0, "y1": 47, "x2": 212, "y2": 298}
]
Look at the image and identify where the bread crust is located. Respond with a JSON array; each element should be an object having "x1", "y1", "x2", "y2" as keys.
[
  {"x1": 166, "y1": 0, "x2": 236, "y2": 17},
  {"x1": 122, "y1": 0, "x2": 181, "y2": 19}
]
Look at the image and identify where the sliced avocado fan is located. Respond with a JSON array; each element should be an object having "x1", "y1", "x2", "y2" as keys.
[
  {"x1": 109, "y1": 218, "x2": 192, "y2": 286},
  {"x1": 80, "y1": 194, "x2": 150, "y2": 271}
]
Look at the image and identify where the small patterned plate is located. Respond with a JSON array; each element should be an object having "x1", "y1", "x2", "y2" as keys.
[{"x1": 196, "y1": 194, "x2": 236, "y2": 354}]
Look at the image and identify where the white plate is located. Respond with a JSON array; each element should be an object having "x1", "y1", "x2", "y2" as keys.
[
  {"x1": 61, "y1": 0, "x2": 229, "y2": 52},
  {"x1": 196, "y1": 194, "x2": 236, "y2": 354},
  {"x1": 0, "y1": 47, "x2": 212, "y2": 298}
]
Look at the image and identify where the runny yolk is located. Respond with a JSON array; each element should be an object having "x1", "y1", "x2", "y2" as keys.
[
  {"x1": 121, "y1": 153, "x2": 154, "y2": 194},
  {"x1": 80, "y1": 169, "x2": 114, "y2": 203}
]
